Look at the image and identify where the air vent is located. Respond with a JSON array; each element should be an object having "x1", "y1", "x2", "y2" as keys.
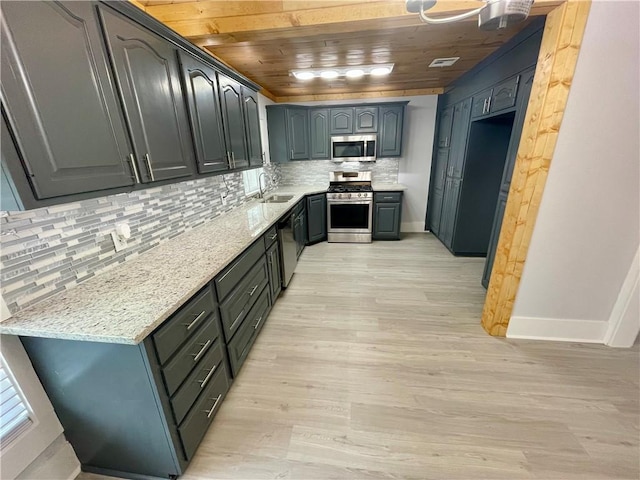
[{"x1": 429, "y1": 57, "x2": 460, "y2": 68}]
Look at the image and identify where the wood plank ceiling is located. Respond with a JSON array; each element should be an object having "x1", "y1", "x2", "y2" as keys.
[{"x1": 133, "y1": 0, "x2": 563, "y2": 102}]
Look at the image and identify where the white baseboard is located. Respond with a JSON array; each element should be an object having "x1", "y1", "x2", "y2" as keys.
[
  {"x1": 401, "y1": 221, "x2": 427, "y2": 233},
  {"x1": 507, "y1": 316, "x2": 608, "y2": 343},
  {"x1": 15, "y1": 435, "x2": 79, "y2": 480},
  {"x1": 604, "y1": 246, "x2": 640, "y2": 347}
]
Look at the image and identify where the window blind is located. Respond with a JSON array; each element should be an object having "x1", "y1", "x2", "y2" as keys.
[{"x1": 0, "y1": 356, "x2": 32, "y2": 446}]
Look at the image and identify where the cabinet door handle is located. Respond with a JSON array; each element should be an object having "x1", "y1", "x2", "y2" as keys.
[
  {"x1": 253, "y1": 315, "x2": 263, "y2": 330},
  {"x1": 231, "y1": 151, "x2": 236, "y2": 169},
  {"x1": 205, "y1": 394, "x2": 222, "y2": 418},
  {"x1": 127, "y1": 154, "x2": 141, "y2": 183},
  {"x1": 192, "y1": 339, "x2": 212, "y2": 363},
  {"x1": 184, "y1": 310, "x2": 206, "y2": 330},
  {"x1": 290, "y1": 149, "x2": 294, "y2": 159},
  {"x1": 199, "y1": 364, "x2": 217, "y2": 389},
  {"x1": 486, "y1": 95, "x2": 492, "y2": 113},
  {"x1": 144, "y1": 154, "x2": 155, "y2": 181},
  {"x1": 248, "y1": 284, "x2": 259, "y2": 296},
  {"x1": 226, "y1": 152, "x2": 232, "y2": 168},
  {"x1": 482, "y1": 98, "x2": 488, "y2": 114}
]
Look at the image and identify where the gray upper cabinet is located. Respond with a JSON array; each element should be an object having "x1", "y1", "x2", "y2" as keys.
[
  {"x1": 309, "y1": 108, "x2": 329, "y2": 159},
  {"x1": 490, "y1": 75, "x2": 520, "y2": 113},
  {"x1": 0, "y1": 1, "x2": 135, "y2": 199},
  {"x1": 436, "y1": 105, "x2": 454, "y2": 148},
  {"x1": 471, "y1": 88, "x2": 493, "y2": 118},
  {"x1": 218, "y1": 74, "x2": 249, "y2": 169},
  {"x1": 378, "y1": 105, "x2": 405, "y2": 157},
  {"x1": 100, "y1": 6, "x2": 194, "y2": 183},
  {"x1": 179, "y1": 52, "x2": 228, "y2": 173},
  {"x1": 330, "y1": 108, "x2": 353, "y2": 134},
  {"x1": 354, "y1": 106, "x2": 378, "y2": 133},
  {"x1": 448, "y1": 98, "x2": 472, "y2": 178},
  {"x1": 242, "y1": 87, "x2": 263, "y2": 167},
  {"x1": 286, "y1": 108, "x2": 310, "y2": 160}
]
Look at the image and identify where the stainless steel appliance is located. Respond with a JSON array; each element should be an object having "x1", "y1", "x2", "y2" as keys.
[
  {"x1": 331, "y1": 135, "x2": 377, "y2": 162},
  {"x1": 327, "y1": 171, "x2": 373, "y2": 243},
  {"x1": 278, "y1": 213, "x2": 297, "y2": 287}
]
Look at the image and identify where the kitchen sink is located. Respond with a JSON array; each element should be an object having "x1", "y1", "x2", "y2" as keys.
[{"x1": 261, "y1": 195, "x2": 294, "y2": 203}]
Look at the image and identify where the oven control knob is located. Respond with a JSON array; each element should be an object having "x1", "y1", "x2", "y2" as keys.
[
  {"x1": 348, "y1": 193, "x2": 352, "y2": 198},
  {"x1": 338, "y1": 194, "x2": 342, "y2": 199},
  {"x1": 358, "y1": 193, "x2": 361, "y2": 197}
]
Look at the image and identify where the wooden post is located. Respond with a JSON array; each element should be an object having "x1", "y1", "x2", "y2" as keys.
[{"x1": 481, "y1": 0, "x2": 592, "y2": 336}]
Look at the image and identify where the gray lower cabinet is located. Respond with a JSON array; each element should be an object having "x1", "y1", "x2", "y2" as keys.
[
  {"x1": 309, "y1": 108, "x2": 330, "y2": 159},
  {"x1": 306, "y1": 193, "x2": 327, "y2": 244},
  {"x1": 439, "y1": 177, "x2": 462, "y2": 248},
  {"x1": 373, "y1": 192, "x2": 403, "y2": 240},
  {"x1": 20, "y1": 284, "x2": 230, "y2": 479},
  {"x1": 99, "y1": 6, "x2": 195, "y2": 183},
  {"x1": 293, "y1": 200, "x2": 307, "y2": 257},
  {"x1": 218, "y1": 74, "x2": 249, "y2": 169},
  {"x1": 179, "y1": 52, "x2": 228, "y2": 173},
  {"x1": 378, "y1": 105, "x2": 405, "y2": 157},
  {"x1": 0, "y1": 1, "x2": 135, "y2": 199}
]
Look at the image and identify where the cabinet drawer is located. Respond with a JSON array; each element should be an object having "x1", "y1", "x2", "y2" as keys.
[
  {"x1": 170, "y1": 339, "x2": 226, "y2": 425},
  {"x1": 215, "y1": 240, "x2": 265, "y2": 301},
  {"x1": 374, "y1": 192, "x2": 402, "y2": 203},
  {"x1": 227, "y1": 286, "x2": 270, "y2": 377},
  {"x1": 162, "y1": 317, "x2": 221, "y2": 396},
  {"x1": 472, "y1": 88, "x2": 493, "y2": 118},
  {"x1": 491, "y1": 75, "x2": 520, "y2": 113},
  {"x1": 263, "y1": 225, "x2": 278, "y2": 249},
  {"x1": 153, "y1": 286, "x2": 217, "y2": 365},
  {"x1": 178, "y1": 362, "x2": 230, "y2": 460},
  {"x1": 220, "y1": 257, "x2": 269, "y2": 341}
]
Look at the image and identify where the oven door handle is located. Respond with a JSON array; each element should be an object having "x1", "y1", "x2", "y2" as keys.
[{"x1": 327, "y1": 200, "x2": 373, "y2": 205}]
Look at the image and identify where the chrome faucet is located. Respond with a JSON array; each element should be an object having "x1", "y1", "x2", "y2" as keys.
[{"x1": 258, "y1": 172, "x2": 270, "y2": 199}]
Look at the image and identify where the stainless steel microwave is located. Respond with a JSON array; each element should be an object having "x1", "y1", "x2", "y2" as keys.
[{"x1": 331, "y1": 135, "x2": 377, "y2": 162}]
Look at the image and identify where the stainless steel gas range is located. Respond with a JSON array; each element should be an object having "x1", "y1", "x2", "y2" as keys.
[{"x1": 327, "y1": 171, "x2": 373, "y2": 243}]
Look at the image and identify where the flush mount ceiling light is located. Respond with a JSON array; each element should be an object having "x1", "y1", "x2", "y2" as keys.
[
  {"x1": 291, "y1": 63, "x2": 394, "y2": 80},
  {"x1": 405, "y1": 0, "x2": 533, "y2": 30}
]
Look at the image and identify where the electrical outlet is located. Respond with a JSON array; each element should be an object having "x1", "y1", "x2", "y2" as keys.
[
  {"x1": 220, "y1": 193, "x2": 227, "y2": 206},
  {"x1": 111, "y1": 231, "x2": 127, "y2": 252}
]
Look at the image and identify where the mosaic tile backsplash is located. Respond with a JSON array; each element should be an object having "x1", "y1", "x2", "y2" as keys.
[
  {"x1": 0, "y1": 173, "x2": 253, "y2": 314},
  {"x1": 271, "y1": 158, "x2": 399, "y2": 185}
]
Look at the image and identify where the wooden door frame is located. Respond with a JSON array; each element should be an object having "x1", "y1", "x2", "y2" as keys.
[{"x1": 481, "y1": 0, "x2": 592, "y2": 336}]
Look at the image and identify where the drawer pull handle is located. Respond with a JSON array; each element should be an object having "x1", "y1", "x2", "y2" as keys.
[
  {"x1": 192, "y1": 339, "x2": 212, "y2": 363},
  {"x1": 184, "y1": 310, "x2": 207, "y2": 330},
  {"x1": 383, "y1": 196, "x2": 394, "y2": 200},
  {"x1": 248, "y1": 285, "x2": 259, "y2": 296},
  {"x1": 199, "y1": 364, "x2": 217, "y2": 389},
  {"x1": 270, "y1": 234, "x2": 278, "y2": 240},
  {"x1": 205, "y1": 394, "x2": 222, "y2": 418},
  {"x1": 231, "y1": 310, "x2": 244, "y2": 330},
  {"x1": 254, "y1": 315, "x2": 263, "y2": 330}
]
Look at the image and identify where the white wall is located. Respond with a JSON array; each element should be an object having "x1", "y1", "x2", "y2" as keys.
[
  {"x1": 263, "y1": 94, "x2": 438, "y2": 232},
  {"x1": 258, "y1": 93, "x2": 275, "y2": 164},
  {"x1": 508, "y1": 0, "x2": 640, "y2": 344}
]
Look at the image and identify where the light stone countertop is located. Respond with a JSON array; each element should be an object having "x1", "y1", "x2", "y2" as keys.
[
  {"x1": 0, "y1": 186, "x2": 326, "y2": 344},
  {"x1": 0, "y1": 182, "x2": 405, "y2": 344},
  {"x1": 371, "y1": 183, "x2": 407, "y2": 191}
]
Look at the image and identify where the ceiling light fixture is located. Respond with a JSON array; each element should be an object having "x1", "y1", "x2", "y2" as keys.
[
  {"x1": 290, "y1": 63, "x2": 394, "y2": 81},
  {"x1": 405, "y1": 0, "x2": 533, "y2": 30}
]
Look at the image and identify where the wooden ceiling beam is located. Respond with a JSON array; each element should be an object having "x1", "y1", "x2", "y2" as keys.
[{"x1": 273, "y1": 87, "x2": 444, "y2": 103}]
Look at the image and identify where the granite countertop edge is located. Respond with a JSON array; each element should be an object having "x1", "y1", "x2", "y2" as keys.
[{"x1": 0, "y1": 183, "x2": 405, "y2": 344}]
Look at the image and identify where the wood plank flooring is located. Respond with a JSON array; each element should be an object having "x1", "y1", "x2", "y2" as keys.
[{"x1": 79, "y1": 233, "x2": 639, "y2": 480}]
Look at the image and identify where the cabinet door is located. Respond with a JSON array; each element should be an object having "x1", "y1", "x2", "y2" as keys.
[
  {"x1": 179, "y1": 52, "x2": 228, "y2": 173},
  {"x1": 432, "y1": 149, "x2": 449, "y2": 194},
  {"x1": 354, "y1": 106, "x2": 378, "y2": 133},
  {"x1": 436, "y1": 105, "x2": 454, "y2": 148},
  {"x1": 448, "y1": 98, "x2": 472, "y2": 178},
  {"x1": 0, "y1": 1, "x2": 135, "y2": 199},
  {"x1": 267, "y1": 243, "x2": 282, "y2": 299},
  {"x1": 286, "y1": 108, "x2": 309, "y2": 160},
  {"x1": 490, "y1": 75, "x2": 520, "y2": 114},
  {"x1": 439, "y1": 177, "x2": 462, "y2": 248},
  {"x1": 378, "y1": 105, "x2": 404, "y2": 157},
  {"x1": 373, "y1": 203, "x2": 401, "y2": 240},
  {"x1": 471, "y1": 88, "x2": 493, "y2": 118},
  {"x1": 306, "y1": 193, "x2": 327, "y2": 244},
  {"x1": 242, "y1": 87, "x2": 263, "y2": 167},
  {"x1": 309, "y1": 109, "x2": 329, "y2": 159},
  {"x1": 329, "y1": 108, "x2": 353, "y2": 135},
  {"x1": 100, "y1": 7, "x2": 195, "y2": 183},
  {"x1": 218, "y1": 74, "x2": 249, "y2": 169},
  {"x1": 482, "y1": 191, "x2": 508, "y2": 288},
  {"x1": 429, "y1": 190, "x2": 444, "y2": 235}
]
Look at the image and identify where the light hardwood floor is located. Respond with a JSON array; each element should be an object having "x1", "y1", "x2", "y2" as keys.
[{"x1": 80, "y1": 233, "x2": 639, "y2": 480}]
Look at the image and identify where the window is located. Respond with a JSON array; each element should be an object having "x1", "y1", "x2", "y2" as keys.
[
  {"x1": 0, "y1": 356, "x2": 32, "y2": 448},
  {"x1": 242, "y1": 167, "x2": 264, "y2": 196}
]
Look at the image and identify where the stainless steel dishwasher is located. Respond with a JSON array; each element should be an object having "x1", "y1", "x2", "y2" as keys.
[{"x1": 278, "y1": 212, "x2": 297, "y2": 288}]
